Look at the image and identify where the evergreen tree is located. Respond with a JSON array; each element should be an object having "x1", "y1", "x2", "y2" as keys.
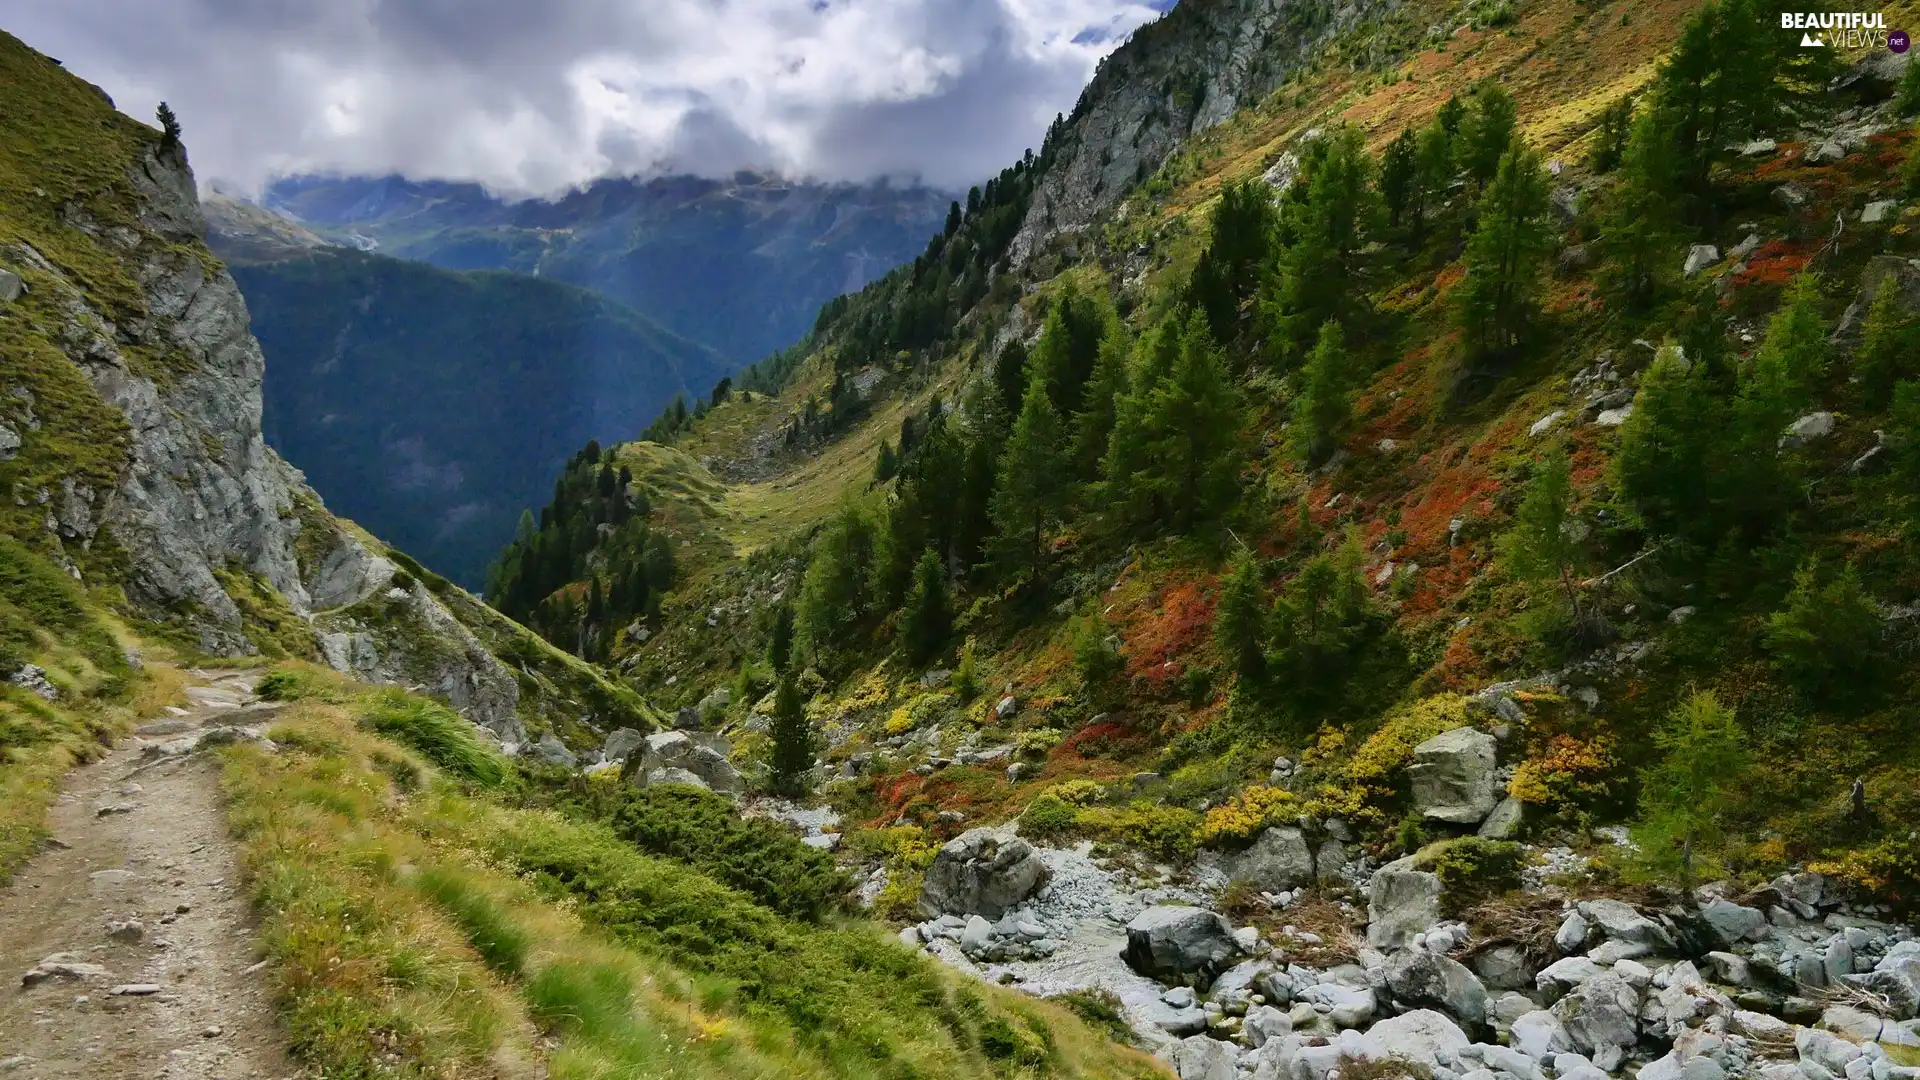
[
  {"x1": 1144, "y1": 314, "x2": 1244, "y2": 533},
  {"x1": 795, "y1": 500, "x2": 877, "y2": 662},
  {"x1": 1188, "y1": 179, "x2": 1280, "y2": 347},
  {"x1": 1615, "y1": 344, "x2": 1714, "y2": 539},
  {"x1": 1380, "y1": 127, "x2": 1418, "y2": 230},
  {"x1": 767, "y1": 602, "x2": 795, "y2": 673},
  {"x1": 952, "y1": 637, "x2": 980, "y2": 702},
  {"x1": 990, "y1": 377, "x2": 1069, "y2": 577},
  {"x1": 1028, "y1": 282, "x2": 1112, "y2": 416},
  {"x1": 1410, "y1": 119, "x2": 1455, "y2": 243},
  {"x1": 1588, "y1": 95, "x2": 1635, "y2": 174},
  {"x1": 873, "y1": 480, "x2": 929, "y2": 610},
  {"x1": 1854, "y1": 278, "x2": 1912, "y2": 410},
  {"x1": 156, "y1": 102, "x2": 182, "y2": 150},
  {"x1": 1632, "y1": 691, "x2": 1748, "y2": 891},
  {"x1": 1892, "y1": 381, "x2": 1920, "y2": 494},
  {"x1": 1071, "y1": 327, "x2": 1130, "y2": 481},
  {"x1": 1264, "y1": 127, "x2": 1379, "y2": 363},
  {"x1": 900, "y1": 548, "x2": 951, "y2": 666},
  {"x1": 767, "y1": 673, "x2": 815, "y2": 797},
  {"x1": 1459, "y1": 83, "x2": 1518, "y2": 187},
  {"x1": 1498, "y1": 446, "x2": 1585, "y2": 630},
  {"x1": 875, "y1": 439, "x2": 899, "y2": 483},
  {"x1": 1724, "y1": 275, "x2": 1824, "y2": 531},
  {"x1": 1268, "y1": 533, "x2": 1373, "y2": 700},
  {"x1": 1456, "y1": 141, "x2": 1552, "y2": 366},
  {"x1": 1436, "y1": 94, "x2": 1467, "y2": 135},
  {"x1": 1764, "y1": 559, "x2": 1882, "y2": 700},
  {"x1": 644, "y1": 531, "x2": 677, "y2": 592},
  {"x1": 992, "y1": 339, "x2": 1030, "y2": 419},
  {"x1": 1597, "y1": 104, "x2": 1685, "y2": 312},
  {"x1": 1294, "y1": 319, "x2": 1356, "y2": 465},
  {"x1": 1214, "y1": 549, "x2": 1267, "y2": 685}
]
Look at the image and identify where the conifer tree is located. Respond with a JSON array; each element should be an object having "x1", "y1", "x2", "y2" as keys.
[
  {"x1": 1632, "y1": 690, "x2": 1748, "y2": 892},
  {"x1": 992, "y1": 340, "x2": 1030, "y2": 419},
  {"x1": 1765, "y1": 559, "x2": 1882, "y2": 699},
  {"x1": 1588, "y1": 96, "x2": 1635, "y2": 174},
  {"x1": 1028, "y1": 282, "x2": 1112, "y2": 416},
  {"x1": 1459, "y1": 83, "x2": 1518, "y2": 187},
  {"x1": 1188, "y1": 179, "x2": 1280, "y2": 347},
  {"x1": 1456, "y1": 141, "x2": 1552, "y2": 366},
  {"x1": 1265, "y1": 127, "x2": 1379, "y2": 363},
  {"x1": 1891, "y1": 381, "x2": 1920, "y2": 495},
  {"x1": 767, "y1": 602, "x2": 795, "y2": 673},
  {"x1": 1498, "y1": 446, "x2": 1585, "y2": 630},
  {"x1": 1380, "y1": 127, "x2": 1418, "y2": 230},
  {"x1": 795, "y1": 500, "x2": 877, "y2": 662},
  {"x1": 990, "y1": 377, "x2": 1068, "y2": 578},
  {"x1": 1294, "y1": 319, "x2": 1355, "y2": 465},
  {"x1": 873, "y1": 481, "x2": 929, "y2": 610},
  {"x1": 1597, "y1": 105, "x2": 1684, "y2": 311},
  {"x1": 1145, "y1": 314, "x2": 1244, "y2": 533},
  {"x1": 952, "y1": 637, "x2": 981, "y2": 702},
  {"x1": 1409, "y1": 119, "x2": 1454, "y2": 243},
  {"x1": 1071, "y1": 328, "x2": 1130, "y2": 482},
  {"x1": 900, "y1": 548, "x2": 951, "y2": 666},
  {"x1": 767, "y1": 673, "x2": 815, "y2": 796},
  {"x1": 156, "y1": 102, "x2": 182, "y2": 151},
  {"x1": 875, "y1": 439, "x2": 899, "y2": 483},
  {"x1": 1615, "y1": 344, "x2": 1714, "y2": 540},
  {"x1": 1854, "y1": 279, "x2": 1912, "y2": 410},
  {"x1": 1214, "y1": 549, "x2": 1267, "y2": 685}
]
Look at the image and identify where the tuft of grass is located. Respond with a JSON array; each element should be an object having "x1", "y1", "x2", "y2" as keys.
[
  {"x1": 355, "y1": 688, "x2": 507, "y2": 787},
  {"x1": 416, "y1": 868, "x2": 532, "y2": 978}
]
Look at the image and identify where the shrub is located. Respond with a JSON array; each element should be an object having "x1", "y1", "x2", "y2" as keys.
[
  {"x1": 1020, "y1": 794, "x2": 1081, "y2": 837},
  {"x1": 1057, "y1": 988, "x2": 1132, "y2": 1044},
  {"x1": 1764, "y1": 559, "x2": 1882, "y2": 701},
  {"x1": 1197, "y1": 784, "x2": 1296, "y2": 848},
  {"x1": 1044, "y1": 779, "x2": 1107, "y2": 805},
  {"x1": 541, "y1": 780, "x2": 852, "y2": 922},
  {"x1": 356, "y1": 690, "x2": 506, "y2": 788},
  {"x1": 1014, "y1": 727, "x2": 1065, "y2": 759},
  {"x1": 1508, "y1": 734, "x2": 1617, "y2": 817},
  {"x1": 1345, "y1": 695, "x2": 1472, "y2": 787},
  {"x1": 1074, "y1": 802, "x2": 1201, "y2": 861},
  {"x1": 1421, "y1": 837, "x2": 1525, "y2": 914}
]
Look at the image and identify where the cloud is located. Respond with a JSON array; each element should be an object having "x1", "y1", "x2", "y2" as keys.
[{"x1": 11, "y1": 0, "x2": 1167, "y2": 195}]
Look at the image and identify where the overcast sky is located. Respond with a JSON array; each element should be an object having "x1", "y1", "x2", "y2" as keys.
[{"x1": 12, "y1": 0, "x2": 1172, "y2": 196}]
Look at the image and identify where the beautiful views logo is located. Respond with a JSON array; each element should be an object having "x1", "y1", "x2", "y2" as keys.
[{"x1": 1780, "y1": 10, "x2": 1892, "y2": 49}]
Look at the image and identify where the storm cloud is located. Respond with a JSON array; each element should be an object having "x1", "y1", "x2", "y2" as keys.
[{"x1": 10, "y1": 0, "x2": 1170, "y2": 194}]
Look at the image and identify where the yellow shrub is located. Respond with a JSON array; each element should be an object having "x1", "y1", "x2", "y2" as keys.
[
  {"x1": 1508, "y1": 734, "x2": 1617, "y2": 809},
  {"x1": 1198, "y1": 784, "x2": 1296, "y2": 848},
  {"x1": 1045, "y1": 779, "x2": 1107, "y2": 806},
  {"x1": 1346, "y1": 695, "x2": 1471, "y2": 785},
  {"x1": 883, "y1": 692, "x2": 954, "y2": 735},
  {"x1": 1073, "y1": 803, "x2": 1201, "y2": 861}
]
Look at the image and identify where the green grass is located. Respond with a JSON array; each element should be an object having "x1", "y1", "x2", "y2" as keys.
[{"x1": 355, "y1": 688, "x2": 508, "y2": 788}]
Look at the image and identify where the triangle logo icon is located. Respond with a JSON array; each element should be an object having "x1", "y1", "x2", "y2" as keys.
[{"x1": 1800, "y1": 31, "x2": 1825, "y2": 46}]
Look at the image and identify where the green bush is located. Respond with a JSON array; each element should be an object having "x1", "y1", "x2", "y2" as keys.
[
  {"x1": 1020, "y1": 794, "x2": 1081, "y2": 837},
  {"x1": 1422, "y1": 837, "x2": 1525, "y2": 914},
  {"x1": 355, "y1": 689, "x2": 507, "y2": 788},
  {"x1": 540, "y1": 780, "x2": 852, "y2": 922}
]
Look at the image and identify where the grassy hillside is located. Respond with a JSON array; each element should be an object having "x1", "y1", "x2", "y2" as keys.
[
  {"x1": 496, "y1": 0, "x2": 1920, "y2": 915},
  {"x1": 235, "y1": 248, "x2": 732, "y2": 589}
]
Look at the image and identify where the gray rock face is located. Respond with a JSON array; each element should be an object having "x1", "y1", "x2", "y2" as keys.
[
  {"x1": 1368, "y1": 869, "x2": 1443, "y2": 951},
  {"x1": 1581, "y1": 898, "x2": 1674, "y2": 951},
  {"x1": 1700, "y1": 898, "x2": 1768, "y2": 946},
  {"x1": 1231, "y1": 826, "x2": 1315, "y2": 892},
  {"x1": 918, "y1": 829, "x2": 1049, "y2": 919},
  {"x1": 602, "y1": 728, "x2": 646, "y2": 763},
  {"x1": 629, "y1": 731, "x2": 743, "y2": 796},
  {"x1": 1552, "y1": 971, "x2": 1640, "y2": 1071},
  {"x1": 1124, "y1": 905, "x2": 1240, "y2": 982},
  {"x1": 1387, "y1": 949, "x2": 1490, "y2": 1027},
  {"x1": 1478, "y1": 796, "x2": 1524, "y2": 840},
  {"x1": 1409, "y1": 727, "x2": 1500, "y2": 824},
  {"x1": 1009, "y1": 0, "x2": 1392, "y2": 265},
  {"x1": 0, "y1": 267, "x2": 22, "y2": 303},
  {"x1": 1472, "y1": 944, "x2": 1538, "y2": 992},
  {"x1": 529, "y1": 734, "x2": 577, "y2": 768},
  {"x1": 1167, "y1": 1034, "x2": 1238, "y2": 1080}
]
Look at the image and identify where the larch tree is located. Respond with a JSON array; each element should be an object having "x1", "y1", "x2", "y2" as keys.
[{"x1": 1456, "y1": 141, "x2": 1552, "y2": 366}]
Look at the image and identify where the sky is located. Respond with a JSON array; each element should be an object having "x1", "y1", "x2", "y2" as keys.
[{"x1": 11, "y1": 0, "x2": 1175, "y2": 197}]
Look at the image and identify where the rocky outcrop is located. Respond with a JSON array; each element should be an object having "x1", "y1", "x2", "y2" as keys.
[
  {"x1": 919, "y1": 829, "x2": 1050, "y2": 918},
  {"x1": 1125, "y1": 905, "x2": 1240, "y2": 983},
  {"x1": 626, "y1": 731, "x2": 743, "y2": 795},
  {"x1": 1010, "y1": 0, "x2": 1395, "y2": 264},
  {"x1": 1410, "y1": 726, "x2": 1500, "y2": 825}
]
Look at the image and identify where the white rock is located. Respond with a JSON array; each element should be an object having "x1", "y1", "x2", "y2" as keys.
[
  {"x1": 1166, "y1": 1033, "x2": 1238, "y2": 1080},
  {"x1": 1685, "y1": 245, "x2": 1723, "y2": 277},
  {"x1": 1595, "y1": 405, "x2": 1635, "y2": 427},
  {"x1": 1863, "y1": 200, "x2": 1899, "y2": 224},
  {"x1": 1530, "y1": 411, "x2": 1565, "y2": 438},
  {"x1": 1511, "y1": 1010, "x2": 1570, "y2": 1060}
]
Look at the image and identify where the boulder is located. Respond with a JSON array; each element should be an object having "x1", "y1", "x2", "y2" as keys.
[
  {"x1": 1684, "y1": 245, "x2": 1722, "y2": 277},
  {"x1": 1780, "y1": 411, "x2": 1836, "y2": 450},
  {"x1": 1472, "y1": 944, "x2": 1538, "y2": 992},
  {"x1": 1387, "y1": 949, "x2": 1489, "y2": 1027},
  {"x1": 918, "y1": 829, "x2": 1049, "y2": 919},
  {"x1": 1166, "y1": 1034, "x2": 1238, "y2": 1080},
  {"x1": 1478, "y1": 797, "x2": 1524, "y2": 840},
  {"x1": 1232, "y1": 827, "x2": 1315, "y2": 892},
  {"x1": 1125, "y1": 905, "x2": 1240, "y2": 983},
  {"x1": 1581, "y1": 898, "x2": 1674, "y2": 951},
  {"x1": 529, "y1": 733, "x2": 578, "y2": 768},
  {"x1": 1536, "y1": 956, "x2": 1603, "y2": 1003},
  {"x1": 1864, "y1": 200, "x2": 1899, "y2": 225},
  {"x1": 1409, "y1": 727, "x2": 1499, "y2": 824},
  {"x1": 1700, "y1": 898, "x2": 1768, "y2": 946},
  {"x1": 0, "y1": 268, "x2": 22, "y2": 304},
  {"x1": 1552, "y1": 971, "x2": 1639, "y2": 1072},
  {"x1": 629, "y1": 731, "x2": 743, "y2": 795},
  {"x1": 1368, "y1": 869, "x2": 1443, "y2": 951},
  {"x1": 1512, "y1": 1010, "x2": 1571, "y2": 1060},
  {"x1": 1245, "y1": 1004, "x2": 1293, "y2": 1048},
  {"x1": 1556, "y1": 910, "x2": 1594, "y2": 954},
  {"x1": 1353, "y1": 1009, "x2": 1472, "y2": 1068},
  {"x1": 602, "y1": 727, "x2": 646, "y2": 762},
  {"x1": 1139, "y1": 998, "x2": 1210, "y2": 1037}
]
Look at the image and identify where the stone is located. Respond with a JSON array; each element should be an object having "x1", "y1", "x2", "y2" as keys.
[
  {"x1": 1731, "y1": 233, "x2": 1762, "y2": 260},
  {"x1": 1742, "y1": 139, "x2": 1779, "y2": 156},
  {"x1": 1863, "y1": 200, "x2": 1898, "y2": 225},
  {"x1": 960, "y1": 915, "x2": 994, "y2": 953},
  {"x1": 529, "y1": 733, "x2": 577, "y2": 768},
  {"x1": 1233, "y1": 926, "x2": 1261, "y2": 953},
  {"x1": 1387, "y1": 949, "x2": 1489, "y2": 1027},
  {"x1": 0, "y1": 268, "x2": 23, "y2": 303},
  {"x1": 1642, "y1": 1052, "x2": 1688, "y2": 1080},
  {"x1": 1529, "y1": 411, "x2": 1565, "y2": 438},
  {"x1": 0, "y1": 423, "x2": 18, "y2": 462},
  {"x1": 1827, "y1": 936, "x2": 1857, "y2": 982},
  {"x1": 1781, "y1": 411, "x2": 1837, "y2": 449},
  {"x1": 1511, "y1": 1010, "x2": 1570, "y2": 1060},
  {"x1": 1481, "y1": 1042, "x2": 1548, "y2": 1080},
  {"x1": 919, "y1": 829, "x2": 1049, "y2": 919},
  {"x1": 1245, "y1": 1004, "x2": 1292, "y2": 1048},
  {"x1": 1552, "y1": 972, "x2": 1640, "y2": 1072},
  {"x1": 1125, "y1": 905, "x2": 1240, "y2": 982},
  {"x1": 1588, "y1": 938, "x2": 1652, "y2": 965},
  {"x1": 1355, "y1": 1010, "x2": 1472, "y2": 1068},
  {"x1": 629, "y1": 730, "x2": 742, "y2": 795},
  {"x1": 1775, "y1": 184, "x2": 1810, "y2": 208},
  {"x1": 1167, "y1": 1034, "x2": 1238, "y2": 1080},
  {"x1": 104, "y1": 919, "x2": 143, "y2": 944},
  {"x1": 1233, "y1": 827, "x2": 1316, "y2": 892},
  {"x1": 1823, "y1": 1005, "x2": 1886, "y2": 1042},
  {"x1": 1141, "y1": 999, "x2": 1209, "y2": 1036},
  {"x1": 1556, "y1": 910, "x2": 1593, "y2": 955},
  {"x1": 1472, "y1": 944, "x2": 1537, "y2": 992},
  {"x1": 995, "y1": 696, "x2": 1017, "y2": 719},
  {"x1": 21, "y1": 954, "x2": 110, "y2": 986},
  {"x1": 1685, "y1": 245, "x2": 1723, "y2": 277},
  {"x1": 1703, "y1": 951, "x2": 1752, "y2": 987},
  {"x1": 1731, "y1": 1009, "x2": 1793, "y2": 1041},
  {"x1": 109, "y1": 983, "x2": 162, "y2": 996},
  {"x1": 1368, "y1": 869, "x2": 1443, "y2": 951},
  {"x1": 1163, "y1": 986, "x2": 1198, "y2": 1009},
  {"x1": 1701, "y1": 899, "x2": 1768, "y2": 946},
  {"x1": 1409, "y1": 727, "x2": 1499, "y2": 824},
  {"x1": 1477, "y1": 797, "x2": 1524, "y2": 840},
  {"x1": 1811, "y1": 141, "x2": 1846, "y2": 164},
  {"x1": 8, "y1": 665, "x2": 58, "y2": 702},
  {"x1": 1595, "y1": 405, "x2": 1634, "y2": 427},
  {"x1": 1581, "y1": 898, "x2": 1674, "y2": 950},
  {"x1": 1799, "y1": 1028, "x2": 1866, "y2": 1075},
  {"x1": 602, "y1": 728, "x2": 645, "y2": 762},
  {"x1": 1315, "y1": 840, "x2": 1352, "y2": 883}
]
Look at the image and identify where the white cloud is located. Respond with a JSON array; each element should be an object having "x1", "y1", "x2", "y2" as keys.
[{"x1": 11, "y1": 0, "x2": 1168, "y2": 195}]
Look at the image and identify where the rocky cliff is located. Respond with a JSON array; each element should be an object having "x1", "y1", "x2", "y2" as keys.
[
  {"x1": 1012, "y1": 0, "x2": 1395, "y2": 263},
  {"x1": 0, "y1": 32, "x2": 645, "y2": 745}
]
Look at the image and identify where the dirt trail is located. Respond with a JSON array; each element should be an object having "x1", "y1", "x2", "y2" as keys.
[{"x1": 0, "y1": 669, "x2": 295, "y2": 1079}]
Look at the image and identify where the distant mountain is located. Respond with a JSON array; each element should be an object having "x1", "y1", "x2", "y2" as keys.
[
  {"x1": 258, "y1": 172, "x2": 955, "y2": 367},
  {"x1": 230, "y1": 248, "x2": 730, "y2": 589}
]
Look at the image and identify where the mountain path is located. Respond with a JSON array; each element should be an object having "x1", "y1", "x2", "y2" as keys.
[{"x1": 0, "y1": 669, "x2": 297, "y2": 1079}]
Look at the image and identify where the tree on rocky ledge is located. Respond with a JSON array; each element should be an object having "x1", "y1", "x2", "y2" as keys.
[{"x1": 156, "y1": 102, "x2": 182, "y2": 152}]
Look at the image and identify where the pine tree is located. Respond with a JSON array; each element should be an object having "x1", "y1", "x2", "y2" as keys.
[
  {"x1": 952, "y1": 637, "x2": 981, "y2": 702},
  {"x1": 992, "y1": 340, "x2": 1030, "y2": 419},
  {"x1": 873, "y1": 480, "x2": 929, "y2": 610},
  {"x1": 1187, "y1": 180, "x2": 1280, "y2": 347},
  {"x1": 767, "y1": 673, "x2": 815, "y2": 797},
  {"x1": 1764, "y1": 559, "x2": 1882, "y2": 699},
  {"x1": 1380, "y1": 127, "x2": 1418, "y2": 230},
  {"x1": 990, "y1": 376, "x2": 1068, "y2": 577},
  {"x1": 900, "y1": 548, "x2": 951, "y2": 666},
  {"x1": 1145, "y1": 314, "x2": 1244, "y2": 533},
  {"x1": 767, "y1": 602, "x2": 795, "y2": 673},
  {"x1": 795, "y1": 500, "x2": 877, "y2": 663},
  {"x1": 156, "y1": 102, "x2": 182, "y2": 151},
  {"x1": 1854, "y1": 278, "x2": 1912, "y2": 410},
  {"x1": 1294, "y1": 319, "x2": 1355, "y2": 466},
  {"x1": 1632, "y1": 691, "x2": 1748, "y2": 892},
  {"x1": 1214, "y1": 549, "x2": 1267, "y2": 685},
  {"x1": 644, "y1": 531, "x2": 677, "y2": 592},
  {"x1": 1597, "y1": 104, "x2": 1685, "y2": 312},
  {"x1": 1410, "y1": 119, "x2": 1454, "y2": 243},
  {"x1": 1459, "y1": 83, "x2": 1518, "y2": 187},
  {"x1": 1265, "y1": 127, "x2": 1379, "y2": 363},
  {"x1": 1071, "y1": 327, "x2": 1130, "y2": 482},
  {"x1": 875, "y1": 439, "x2": 899, "y2": 483},
  {"x1": 1615, "y1": 345, "x2": 1715, "y2": 540},
  {"x1": 1588, "y1": 96, "x2": 1635, "y2": 174},
  {"x1": 1028, "y1": 282, "x2": 1112, "y2": 416},
  {"x1": 1498, "y1": 446, "x2": 1585, "y2": 630},
  {"x1": 1456, "y1": 141, "x2": 1552, "y2": 366}
]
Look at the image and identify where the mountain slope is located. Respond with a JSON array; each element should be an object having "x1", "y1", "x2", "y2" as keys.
[
  {"x1": 258, "y1": 172, "x2": 955, "y2": 367},
  {"x1": 230, "y1": 247, "x2": 730, "y2": 589}
]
